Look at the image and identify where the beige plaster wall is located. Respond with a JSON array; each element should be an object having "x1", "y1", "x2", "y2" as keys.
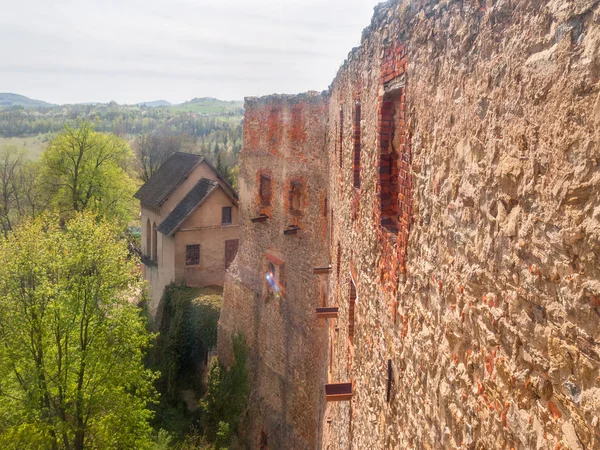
[
  {"x1": 141, "y1": 206, "x2": 175, "y2": 314},
  {"x1": 179, "y1": 188, "x2": 239, "y2": 229},
  {"x1": 159, "y1": 161, "x2": 222, "y2": 217},
  {"x1": 174, "y1": 225, "x2": 239, "y2": 287},
  {"x1": 174, "y1": 187, "x2": 240, "y2": 287}
]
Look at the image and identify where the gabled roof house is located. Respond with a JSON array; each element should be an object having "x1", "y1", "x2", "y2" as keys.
[{"x1": 135, "y1": 152, "x2": 239, "y2": 313}]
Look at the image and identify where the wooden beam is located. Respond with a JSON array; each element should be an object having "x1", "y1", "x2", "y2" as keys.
[
  {"x1": 251, "y1": 214, "x2": 269, "y2": 223},
  {"x1": 316, "y1": 306, "x2": 339, "y2": 319},
  {"x1": 325, "y1": 382, "x2": 353, "y2": 402},
  {"x1": 313, "y1": 266, "x2": 332, "y2": 274},
  {"x1": 283, "y1": 226, "x2": 300, "y2": 235}
]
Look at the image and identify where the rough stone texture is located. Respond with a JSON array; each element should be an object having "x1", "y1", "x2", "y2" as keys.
[
  {"x1": 218, "y1": 93, "x2": 330, "y2": 450},
  {"x1": 326, "y1": 0, "x2": 600, "y2": 448},
  {"x1": 221, "y1": 0, "x2": 600, "y2": 448}
]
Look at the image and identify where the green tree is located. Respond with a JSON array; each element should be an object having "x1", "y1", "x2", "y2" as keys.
[
  {"x1": 0, "y1": 213, "x2": 158, "y2": 449},
  {"x1": 0, "y1": 146, "x2": 50, "y2": 237},
  {"x1": 41, "y1": 121, "x2": 137, "y2": 226}
]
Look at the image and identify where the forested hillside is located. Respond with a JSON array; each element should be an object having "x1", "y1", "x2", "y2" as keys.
[{"x1": 0, "y1": 96, "x2": 244, "y2": 188}]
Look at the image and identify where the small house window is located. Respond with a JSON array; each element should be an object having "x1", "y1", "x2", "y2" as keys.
[
  {"x1": 152, "y1": 222, "x2": 157, "y2": 261},
  {"x1": 186, "y1": 244, "x2": 200, "y2": 266},
  {"x1": 146, "y1": 219, "x2": 151, "y2": 257},
  {"x1": 260, "y1": 175, "x2": 271, "y2": 207},
  {"x1": 289, "y1": 181, "x2": 303, "y2": 216},
  {"x1": 222, "y1": 206, "x2": 232, "y2": 225}
]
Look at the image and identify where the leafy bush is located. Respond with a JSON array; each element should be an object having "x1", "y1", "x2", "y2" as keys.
[
  {"x1": 199, "y1": 333, "x2": 249, "y2": 448},
  {"x1": 147, "y1": 284, "x2": 222, "y2": 441}
]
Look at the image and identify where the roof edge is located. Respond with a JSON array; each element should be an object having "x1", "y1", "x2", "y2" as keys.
[{"x1": 158, "y1": 180, "x2": 220, "y2": 237}]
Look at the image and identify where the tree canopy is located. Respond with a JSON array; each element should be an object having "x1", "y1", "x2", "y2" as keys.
[
  {"x1": 41, "y1": 122, "x2": 137, "y2": 225},
  {"x1": 0, "y1": 146, "x2": 49, "y2": 237},
  {"x1": 0, "y1": 213, "x2": 158, "y2": 449}
]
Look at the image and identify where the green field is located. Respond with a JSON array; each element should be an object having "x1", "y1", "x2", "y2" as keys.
[{"x1": 0, "y1": 135, "x2": 50, "y2": 159}]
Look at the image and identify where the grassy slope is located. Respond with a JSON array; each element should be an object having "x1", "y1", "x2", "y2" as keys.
[{"x1": 0, "y1": 135, "x2": 50, "y2": 159}]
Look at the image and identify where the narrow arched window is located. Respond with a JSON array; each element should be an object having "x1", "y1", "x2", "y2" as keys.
[
  {"x1": 353, "y1": 100, "x2": 361, "y2": 189},
  {"x1": 146, "y1": 219, "x2": 151, "y2": 257},
  {"x1": 152, "y1": 222, "x2": 157, "y2": 261}
]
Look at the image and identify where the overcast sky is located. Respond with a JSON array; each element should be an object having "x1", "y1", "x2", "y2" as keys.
[{"x1": 0, "y1": 0, "x2": 383, "y2": 105}]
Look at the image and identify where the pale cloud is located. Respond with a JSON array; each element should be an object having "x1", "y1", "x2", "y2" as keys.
[{"x1": 0, "y1": 0, "x2": 383, "y2": 104}]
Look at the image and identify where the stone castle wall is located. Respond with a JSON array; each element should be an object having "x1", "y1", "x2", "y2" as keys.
[
  {"x1": 218, "y1": 93, "x2": 330, "y2": 450},
  {"x1": 220, "y1": 0, "x2": 600, "y2": 448}
]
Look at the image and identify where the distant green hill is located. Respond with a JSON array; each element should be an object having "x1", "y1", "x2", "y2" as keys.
[
  {"x1": 135, "y1": 100, "x2": 172, "y2": 108},
  {"x1": 0, "y1": 93, "x2": 55, "y2": 109},
  {"x1": 169, "y1": 97, "x2": 244, "y2": 114}
]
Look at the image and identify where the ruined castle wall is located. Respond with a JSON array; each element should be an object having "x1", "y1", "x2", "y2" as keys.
[
  {"x1": 325, "y1": 0, "x2": 600, "y2": 449},
  {"x1": 218, "y1": 93, "x2": 331, "y2": 450}
]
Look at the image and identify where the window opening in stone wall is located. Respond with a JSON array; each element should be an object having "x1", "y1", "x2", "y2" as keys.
[
  {"x1": 378, "y1": 88, "x2": 405, "y2": 235},
  {"x1": 186, "y1": 244, "x2": 200, "y2": 266},
  {"x1": 329, "y1": 337, "x2": 334, "y2": 376},
  {"x1": 259, "y1": 175, "x2": 271, "y2": 207},
  {"x1": 152, "y1": 222, "x2": 158, "y2": 261},
  {"x1": 336, "y1": 243, "x2": 341, "y2": 280},
  {"x1": 339, "y1": 107, "x2": 343, "y2": 168},
  {"x1": 323, "y1": 197, "x2": 328, "y2": 217},
  {"x1": 225, "y1": 239, "x2": 239, "y2": 269},
  {"x1": 353, "y1": 100, "x2": 361, "y2": 189},
  {"x1": 265, "y1": 257, "x2": 285, "y2": 297},
  {"x1": 259, "y1": 431, "x2": 268, "y2": 450},
  {"x1": 222, "y1": 206, "x2": 232, "y2": 225},
  {"x1": 386, "y1": 359, "x2": 393, "y2": 403},
  {"x1": 289, "y1": 181, "x2": 303, "y2": 217},
  {"x1": 146, "y1": 218, "x2": 151, "y2": 257},
  {"x1": 349, "y1": 278, "x2": 356, "y2": 343},
  {"x1": 268, "y1": 262, "x2": 275, "y2": 279}
]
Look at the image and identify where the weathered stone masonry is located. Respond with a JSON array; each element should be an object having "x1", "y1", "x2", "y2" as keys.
[
  {"x1": 220, "y1": 0, "x2": 600, "y2": 449},
  {"x1": 219, "y1": 93, "x2": 330, "y2": 450}
]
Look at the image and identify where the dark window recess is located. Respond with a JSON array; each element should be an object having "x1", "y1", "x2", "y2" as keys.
[
  {"x1": 386, "y1": 359, "x2": 393, "y2": 403},
  {"x1": 353, "y1": 101, "x2": 361, "y2": 189},
  {"x1": 186, "y1": 244, "x2": 200, "y2": 266},
  {"x1": 289, "y1": 182, "x2": 303, "y2": 216},
  {"x1": 349, "y1": 280, "x2": 356, "y2": 342},
  {"x1": 146, "y1": 219, "x2": 151, "y2": 257},
  {"x1": 225, "y1": 239, "x2": 239, "y2": 269},
  {"x1": 336, "y1": 243, "x2": 341, "y2": 280},
  {"x1": 379, "y1": 88, "x2": 406, "y2": 234},
  {"x1": 260, "y1": 175, "x2": 271, "y2": 206},
  {"x1": 222, "y1": 206, "x2": 232, "y2": 225},
  {"x1": 323, "y1": 197, "x2": 328, "y2": 217},
  {"x1": 259, "y1": 431, "x2": 268, "y2": 450},
  {"x1": 152, "y1": 222, "x2": 157, "y2": 261}
]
